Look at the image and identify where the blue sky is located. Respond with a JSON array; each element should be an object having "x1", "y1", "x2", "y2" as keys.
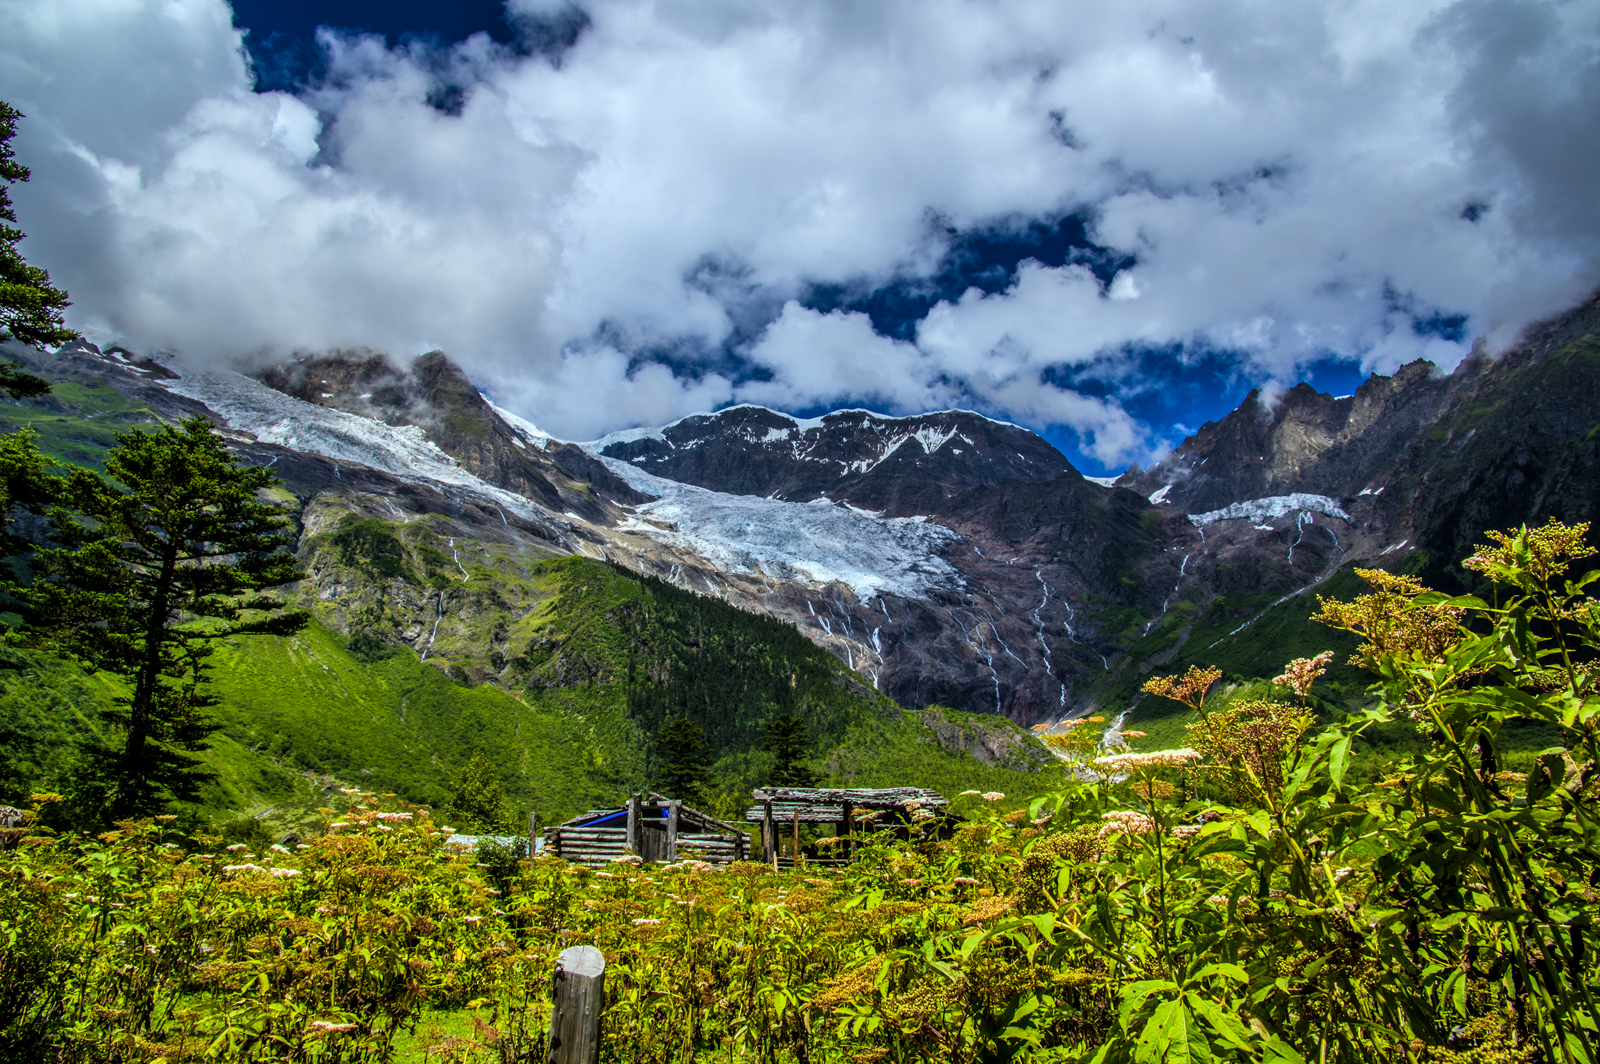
[{"x1": 4, "y1": 0, "x2": 1597, "y2": 475}]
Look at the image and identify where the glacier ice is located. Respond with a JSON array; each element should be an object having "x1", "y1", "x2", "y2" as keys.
[
  {"x1": 1188, "y1": 493, "x2": 1351, "y2": 528},
  {"x1": 593, "y1": 452, "x2": 964, "y2": 601}
]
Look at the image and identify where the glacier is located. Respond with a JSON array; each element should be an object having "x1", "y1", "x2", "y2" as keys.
[
  {"x1": 1187, "y1": 493, "x2": 1352, "y2": 528},
  {"x1": 592, "y1": 452, "x2": 964, "y2": 601}
]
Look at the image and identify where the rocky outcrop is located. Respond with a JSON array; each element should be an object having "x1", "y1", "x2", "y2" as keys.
[
  {"x1": 915, "y1": 706, "x2": 1054, "y2": 772},
  {"x1": 256, "y1": 350, "x2": 648, "y2": 522}
]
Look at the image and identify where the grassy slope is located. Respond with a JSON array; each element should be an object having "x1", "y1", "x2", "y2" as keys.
[{"x1": 207, "y1": 619, "x2": 620, "y2": 829}]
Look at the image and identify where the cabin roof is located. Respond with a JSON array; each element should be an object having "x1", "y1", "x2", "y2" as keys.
[{"x1": 743, "y1": 786, "x2": 950, "y2": 823}]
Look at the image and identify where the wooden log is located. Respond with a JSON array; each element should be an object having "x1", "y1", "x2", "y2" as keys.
[
  {"x1": 626, "y1": 794, "x2": 640, "y2": 854},
  {"x1": 548, "y1": 945, "x2": 605, "y2": 1064},
  {"x1": 792, "y1": 808, "x2": 800, "y2": 865},
  {"x1": 763, "y1": 797, "x2": 775, "y2": 871},
  {"x1": 749, "y1": 786, "x2": 948, "y2": 809},
  {"x1": 666, "y1": 800, "x2": 680, "y2": 863},
  {"x1": 842, "y1": 801, "x2": 853, "y2": 860}
]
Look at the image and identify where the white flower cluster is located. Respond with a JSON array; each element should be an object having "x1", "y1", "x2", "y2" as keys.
[
  {"x1": 1092, "y1": 749, "x2": 1201, "y2": 772},
  {"x1": 1098, "y1": 811, "x2": 1156, "y2": 837}
]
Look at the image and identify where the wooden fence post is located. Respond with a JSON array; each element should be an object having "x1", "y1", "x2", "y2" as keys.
[
  {"x1": 548, "y1": 945, "x2": 605, "y2": 1064},
  {"x1": 763, "y1": 797, "x2": 776, "y2": 871},
  {"x1": 666, "y1": 800, "x2": 680, "y2": 862},
  {"x1": 842, "y1": 801, "x2": 854, "y2": 861},
  {"x1": 626, "y1": 793, "x2": 640, "y2": 854}
]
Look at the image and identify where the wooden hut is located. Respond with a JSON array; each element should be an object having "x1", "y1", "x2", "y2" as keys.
[
  {"x1": 544, "y1": 793, "x2": 749, "y2": 868},
  {"x1": 744, "y1": 787, "x2": 955, "y2": 867}
]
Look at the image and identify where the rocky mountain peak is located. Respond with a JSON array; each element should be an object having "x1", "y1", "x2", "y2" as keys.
[
  {"x1": 596, "y1": 404, "x2": 1079, "y2": 518},
  {"x1": 1120, "y1": 358, "x2": 1461, "y2": 514},
  {"x1": 254, "y1": 349, "x2": 647, "y2": 519}
]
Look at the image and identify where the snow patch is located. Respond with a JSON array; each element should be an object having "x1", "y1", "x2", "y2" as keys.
[
  {"x1": 1188, "y1": 494, "x2": 1351, "y2": 528},
  {"x1": 487, "y1": 401, "x2": 555, "y2": 450},
  {"x1": 1083, "y1": 475, "x2": 1120, "y2": 488},
  {"x1": 1148, "y1": 484, "x2": 1172, "y2": 505}
]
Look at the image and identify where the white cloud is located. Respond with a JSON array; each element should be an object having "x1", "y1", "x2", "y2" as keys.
[{"x1": 1, "y1": 0, "x2": 1596, "y2": 466}]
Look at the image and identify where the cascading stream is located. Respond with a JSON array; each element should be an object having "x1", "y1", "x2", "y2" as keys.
[{"x1": 419, "y1": 592, "x2": 444, "y2": 661}]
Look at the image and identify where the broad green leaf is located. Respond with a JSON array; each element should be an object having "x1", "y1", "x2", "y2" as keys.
[
  {"x1": 1118, "y1": 979, "x2": 1178, "y2": 1029},
  {"x1": 1191, "y1": 962, "x2": 1248, "y2": 985}
]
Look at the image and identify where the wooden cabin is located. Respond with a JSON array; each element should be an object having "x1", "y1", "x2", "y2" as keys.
[
  {"x1": 544, "y1": 793, "x2": 749, "y2": 868},
  {"x1": 744, "y1": 786, "x2": 955, "y2": 867}
]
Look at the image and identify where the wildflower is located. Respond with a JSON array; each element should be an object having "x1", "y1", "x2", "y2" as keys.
[
  {"x1": 1032, "y1": 815, "x2": 1052, "y2": 826},
  {"x1": 375, "y1": 811, "x2": 412, "y2": 820},
  {"x1": 329, "y1": 822, "x2": 349, "y2": 828},
  {"x1": 223, "y1": 864, "x2": 268, "y2": 874},
  {"x1": 310, "y1": 1021, "x2": 357, "y2": 1033},
  {"x1": 953, "y1": 877, "x2": 979, "y2": 886},
  {"x1": 632, "y1": 918, "x2": 661, "y2": 925},
  {"x1": 440, "y1": 826, "x2": 457, "y2": 833},
  {"x1": 616, "y1": 855, "x2": 644, "y2": 865},
  {"x1": 1273, "y1": 651, "x2": 1334, "y2": 699},
  {"x1": 981, "y1": 792, "x2": 1005, "y2": 802},
  {"x1": 899, "y1": 878, "x2": 922, "y2": 886},
  {"x1": 464, "y1": 915, "x2": 483, "y2": 923},
  {"x1": 268, "y1": 867, "x2": 302, "y2": 877},
  {"x1": 270, "y1": 844, "x2": 291, "y2": 854},
  {"x1": 1098, "y1": 811, "x2": 1155, "y2": 837},
  {"x1": 958, "y1": 790, "x2": 981, "y2": 796},
  {"x1": 225, "y1": 843, "x2": 247, "y2": 852},
  {"x1": 1169, "y1": 824, "x2": 1202, "y2": 839},
  {"x1": 1092, "y1": 749, "x2": 1201, "y2": 772},
  {"x1": 1120, "y1": 730, "x2": 1147, "y2": 739},
  {"x1": 1142, "y1": 665, "x2": 1222, "y2": 713}
]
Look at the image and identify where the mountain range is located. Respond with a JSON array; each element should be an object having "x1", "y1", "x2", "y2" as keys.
[{"x1": 1, "y1": 290, "x2": 1597, "y2": 822}]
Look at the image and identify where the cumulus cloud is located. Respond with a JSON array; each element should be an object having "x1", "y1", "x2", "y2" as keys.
[{"x1": 1, "y1": 0, "x2": 1597, "y2": 465}]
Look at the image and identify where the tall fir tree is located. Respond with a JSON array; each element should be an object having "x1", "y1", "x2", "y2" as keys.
[
  {"x1": 655, "y1": 716, "x2": 712, "y2": 804},
  {"x1": 0, "y1": 100, "x2": 73, "y2": 399},
  {"x1": 33, "y1": 416, "x2": 306, "y2": 820},
  {"x1": 763, "y1": 714, "x2": 818, "y2": 787},
  {"x1": 445, "y1": 750, "x2": 520, "y2": 834}
]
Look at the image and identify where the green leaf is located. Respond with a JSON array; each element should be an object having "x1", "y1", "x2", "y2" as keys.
[
  {"x1": 1186, "y1": 996, "x2": 1254, "y2": 1051},
  {"x1": 1118, "y1": 979, "x2": 1178, "y2": 1030},
  {"x1": 1191, "y1": 962, "x2": 1248, "y2": 985},
  {"x1": 1328, "y1": 736, "x2": 1352, "y2": 789},
  {"x1": 1262, "y1": 1039, "x2": 1310, "y2": 1064}
]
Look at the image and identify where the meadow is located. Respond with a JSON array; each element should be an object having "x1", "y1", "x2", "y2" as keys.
[{"x1": 4, "y1": 519, "x2": 1599, "y2": 1063}]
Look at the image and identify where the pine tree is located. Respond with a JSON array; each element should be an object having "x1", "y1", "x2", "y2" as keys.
[
  {"x1": 0, "y1": 428, "x2": 59, "y2": 560},
  {"x1": 656, "y1": 716, "x2": 712, "y2": 804},
  {"x1": 32, "y1": 416, "x2": 306, "y2": 820},
  {"x1": 0, "y1": 101, "x2": 73, "y2": 398},
  {"x1": 763, "y1": 714, "x2": 818, "y2": 787},
  {"x1": 445, "y1": 750, "x2": 520, "y2": 834}
]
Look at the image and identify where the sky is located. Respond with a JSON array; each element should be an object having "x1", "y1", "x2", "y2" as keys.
[{"x1": 2, "y1": 0, "x2": 1598, "y2": 475}]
